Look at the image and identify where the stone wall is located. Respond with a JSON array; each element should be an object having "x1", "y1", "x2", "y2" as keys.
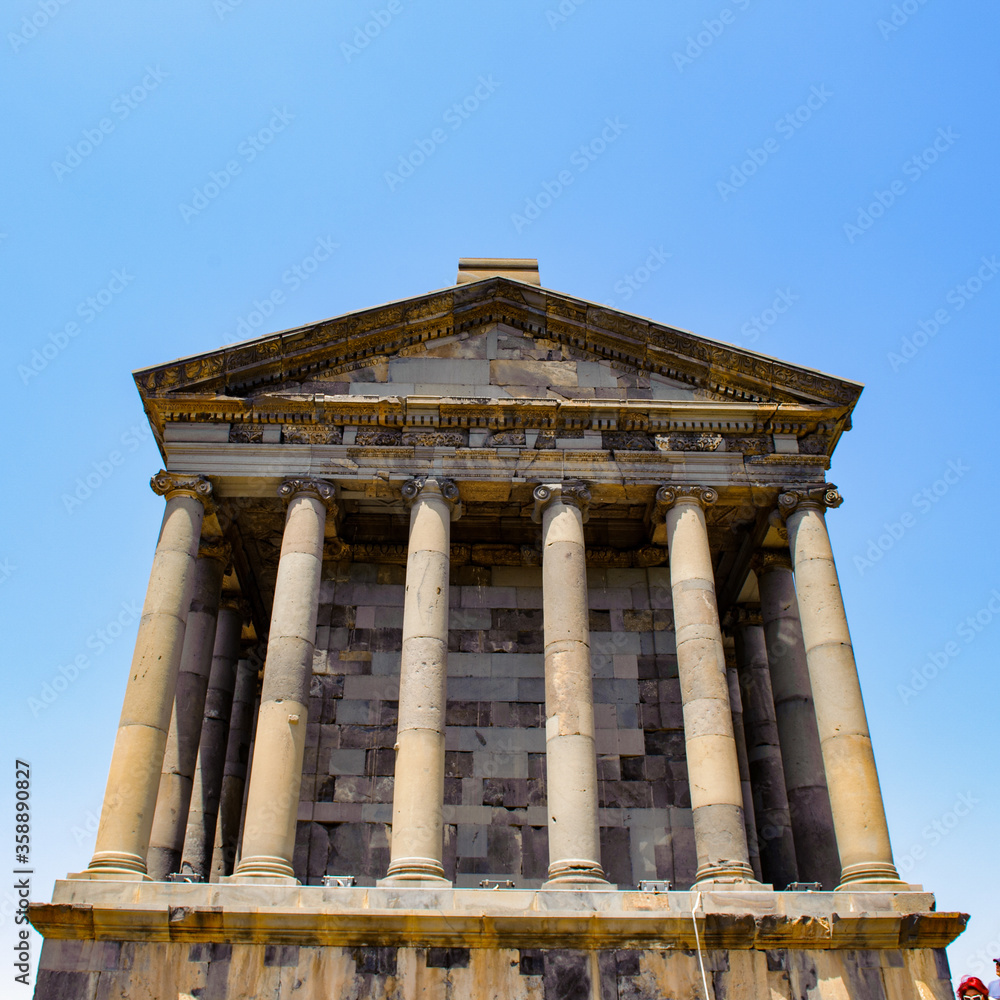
[
  {"x1": 294, "y1": 559, "x2": 695, "y2": 888},
  {"x1": 33, "y1": 939, "x2": 957, "y2": 1000}
]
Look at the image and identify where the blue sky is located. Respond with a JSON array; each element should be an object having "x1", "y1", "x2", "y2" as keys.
[{"x1": 3, "y1": 0, "x2": 998, "y2": 990}]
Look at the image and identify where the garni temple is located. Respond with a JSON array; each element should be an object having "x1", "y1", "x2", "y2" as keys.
[{"x1": 29, "y1": 259, "x2": 966, "y2": 997}]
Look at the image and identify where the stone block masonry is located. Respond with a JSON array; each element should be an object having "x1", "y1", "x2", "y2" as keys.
[{"x1": 296, "y1": 558, "x2": 689, "y2": 888}]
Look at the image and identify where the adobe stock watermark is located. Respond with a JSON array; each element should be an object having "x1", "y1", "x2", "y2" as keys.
[
  {"x1": 843, "y1": 127, "x2": 959, "y2": 243},
  {"x1": 672, "y1": 0, "x2": 753, "y2": 72},
  {"x1": 383, "y1": 76, "x2": 500, "y2": 192},
  {"x1": 887, "y1": 254, "x2": 1000, "y2": 372},
  {"x1": 853, "y1": 459, "x2": 970, "y2": 575},
  {"x1": 28, "y1": 600, "x2": 143, "y2": 716},
  {"x1": 341, "y1": 2, "x2": 402, "y2": 61},
  {"x1": 231, "y1": 236, "x2": 339, "y2": 340},
  {"x1": 894, "y1": 790, "x2": 979, "y2": 877},
  {"x1": 602, "y1": 247, "x2": 671, "y2": 308},
  {"x1": 877, "y1": 0, "x2": 932, "y2": 40},
  {"x1": 17, "y1": 268, "x2": 135, "y2": 385},
  {"x1": 8, "y1": 0, "x2": 73, "y2": 54},
  {"x1": 546, "y1": 0, "x2": 587, "y2": 30},
  {"x1": 511, "y1": 117, "x2": 627, "y2": 233},
  {"x1": 179, "y1": 107, "x2": 295, "y2": 223},
  {"x1": 61, "y1": 422, "x2": 152, "y2": 514},
  {"x1": 898, "y1": 589, "x2": 1000, "y2": 705},
  {"x1": 717, "y1": 86, "x2": 832, "y2": 201},
  {"x1": 51, "y1": 66, "x2": 168, "y2": 180},
  {"x1": 0, "y1": 559, "x2": 15, "y2": 585},
  {"x1": 736, "y1": 288, "x2": 798, "y2": 346}
]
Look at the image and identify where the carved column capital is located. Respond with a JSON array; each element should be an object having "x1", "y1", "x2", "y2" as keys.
[
  {"x1": 778, "y1": 485, "x2": 843, "y2": 518},
  {"x1": 654, "y1": 484, "x2": 718, "y2": 517},
  {"x1": 531, "y1": 481, "x2": 591, "y2": 523},
  {"x1": 752, "y1": 549, "x2": 793, "y2": 574},
  {"x1": 277, "y1": 477, "x2": 337, "y2": 512},
  {"x1": 735, "y1": 605, "x2": 763, "y2": 629},
  {"x1": 150, "y1": 471, "x2": 213, "y2": 508},
  {"x1": 198, "y1": 538, "x2": 231, "y2": 565},
  {"x1": 401, "y1": 477, "x2": 462, "y2": 519},
  {"x1": 219, "y1": 594, "x2": 251, "y2": 621}
]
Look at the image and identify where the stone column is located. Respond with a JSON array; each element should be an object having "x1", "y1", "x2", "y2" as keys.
[
  {"x1": 212, "y1": 653, "x2": 260, "y2": 880},
  {"x1": 385, "y1": 477, "x2": 461, "y2": 883},
  {"x1": 725, "y1": 647, "x2": 761, "y2": 881},
  {"x1": 233, "y1": 478, "x2": 335, "y2": 882},
  {"x1": 657, "y1": 485, "x2": 756, "y2": 885},
  {"x1": 147, "y1": 542, "x2": 228, "y2": 879},
  {"x1": 79, "y1": 471, "x2": 213, "y2": 879},
  {"x1": 757, "y1": 549, "x2": 841, "y2": 889},
  {"x1": 179, "y1": 595, "x2": 245, "y2": 880},
  {"x1": 533, "y1": 482, "x2": 607, "y2": 885},
  {"x1": 732, "y1": 607, "x2": 798, "y2": 889},
  {"x1": 779, "y1": 486, "x2": 906, "y2": 889}
]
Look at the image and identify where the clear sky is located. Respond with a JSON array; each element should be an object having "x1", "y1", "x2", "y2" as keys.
[{"x1": 3, "y1": 0, "x2": 997, "y2": 991}]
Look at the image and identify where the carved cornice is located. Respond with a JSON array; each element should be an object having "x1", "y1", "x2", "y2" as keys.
[
  {"x1": 135, "y1": 278, "x2": 861, "y2": 410},
  {"x1": 531, "y1": 481, "x2": 591, "y2": 522},
  {"x1": 277, "y1": 478, "x2": 337, "y2": 512},
  {"x1": 401, "y1": 477, "x2": 462, "y2": 520},
  {"x1": 778, "y1": 485, "x2": 843, "y2": 517},
  {"x1": 150, "y1": 471, "x2": 213, "y2": 508}
]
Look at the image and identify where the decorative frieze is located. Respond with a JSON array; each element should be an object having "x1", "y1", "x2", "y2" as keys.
[{"x1": 281, "y1": 425, "x2": 343, "y2": 445}]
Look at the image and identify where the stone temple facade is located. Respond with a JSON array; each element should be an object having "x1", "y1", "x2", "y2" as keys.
[{"x1": 31, "y1": 260, "x2": 966, "y2": 997}]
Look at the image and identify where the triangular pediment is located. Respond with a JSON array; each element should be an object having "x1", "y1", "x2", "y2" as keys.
[{"x1": 135, "y1": 277, "x2": 861, "y2": 411}]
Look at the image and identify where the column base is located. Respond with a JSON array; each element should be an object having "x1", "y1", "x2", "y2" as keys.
[
  {"x1": 693, "y1": 860, "x2": 760, "y2": 886},
  {"x1": 836, "y1": 862, "x2": 913, "y2": 891},
  {"x1": 67, "y1": 870, "x2": 152, "y2": 882},
  {"x1": 382, "y1": 857, "x2": 449, "y2": 884},
  {"x1": 71, "y1": 851, "x2": 152, "y2": 881},
  {"x1": 231, "y1": 855, "x2": 299, "y2": 883},
  {"x1": 220, "y1": 874, "x2": 301, "y2": 886},
  {"x1": 693, "y1": 879, "x2": 772, "y2": 892},
  {"x1": 543, "y1": 859, "x2": 609, "y2": 888}
]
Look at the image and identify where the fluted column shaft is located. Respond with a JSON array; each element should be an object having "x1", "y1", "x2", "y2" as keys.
[
  {"x1": 659, "y1": 486, "x2": 755, "y2": 884},
  {"x1": 234, "y1": 479, "x2": 334, "y2": 882},
  {"x1": 386, "y1": 477, "x2": 461, "y2": 882},
  {"x1": 534, "y1": 482, "x2": 607, "y2": 885},
  {"x1": 180, "y1": 597, "x2": 245, "y2": 879},
  {"x1": 733, "y1": 610, "x2": 798, "y2": 889},
  {"x1": 147, "y1": 546, "x2": 227, "y2": 879},
  {"x1": 80, "y1": 472, "x2": 213, "y2": 879},
  {"x1": 211, "y1": 651, "x2": 259, "y2": 879},
  {"x1": 758, "y1": 551, "x2": 840, "y2": 889},
  {"x1": 780, "y1": 486, "x2": 905, "y2": 889}
]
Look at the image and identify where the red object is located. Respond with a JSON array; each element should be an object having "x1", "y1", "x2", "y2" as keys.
[{"x1": 957, "y1": 975, "x2": 990, "y2": 997}]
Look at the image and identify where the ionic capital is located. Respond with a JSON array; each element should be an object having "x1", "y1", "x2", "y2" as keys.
[
  {"x1": 219, "y1": 594, "x2": 251, "y2": 621},
  {"x1": 752, "y1": 549, "x2": 793, "y2": 574},
  {"x1": 150, "y1": 471, "x2": 213, "y2": 508},
  {"x1": 277, "y1": 477, "x2": 337, "y2": 512},
  {"x1": 531, "y1": 481, "x2": 591, "y2": 523},
  {"x1": 778, "y1": 485, "x2": 843, "y2": 518},
  {"x1": 198, "y1": 537, "x2": 231, "y2": 565},
  {"x1": 654, "y1": 484, "x2": 718, "y2": 517},
  {"x1": 734, "y1": 605, "x2": 763, "y2": 629},
  {"x1": 401, "y1": 477, "x2": 462, "y2": 520}
]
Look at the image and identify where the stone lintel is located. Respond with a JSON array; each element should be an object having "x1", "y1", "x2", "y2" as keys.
[{"x1": 30, "y1": 883, "x2": 963, "y2": 952}]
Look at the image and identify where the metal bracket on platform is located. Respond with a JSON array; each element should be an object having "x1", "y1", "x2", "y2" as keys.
[
  {"x1": 637, "y1": 880, "x2": 671, "y2": 892},
  {"x1": 480, "y1": 880, "x2": 516, "y2": 889},
  {"x1": 322, "y1": 876, "x2": 357, "y2": 887}
]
